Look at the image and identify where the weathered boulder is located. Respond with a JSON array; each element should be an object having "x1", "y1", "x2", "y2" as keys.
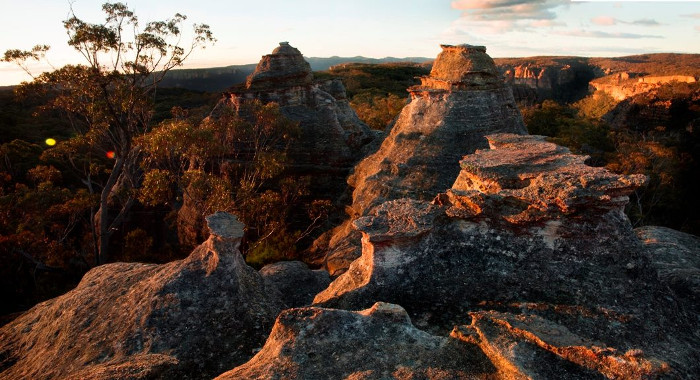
[
  {"x1": 216, "y1": 302, "x2": 494, "y2": 379},
  {"x1": 0, "y1": 212, "x2": 284, "y2": 380},
  {"x1": 317, "y1": 44, "x2": 527, "y2": 275},
  {"x1": 635, "y1": 226, "x2": 700, "y2": 307},
  {"x1": 453, "y1": 311, "x2": 669, "y2": 379},
  {"x1": 260, "y1": 260, "x2": 330, "y2": 308}
]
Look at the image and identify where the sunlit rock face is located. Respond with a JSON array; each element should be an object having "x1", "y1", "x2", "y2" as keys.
[
  {"x1": 313, "y1": 134, "x2": 700, "y2": 378},
  {"x1": 0, "y1": 212, "x2": 284, "y2": 380},
  {"x1": 316, "y1": 44, "x2": 527, "y2": 276},
  {"x1": 216, "y1": 302, "x2": 494, "y2": 379},
  {"x1": 245, "y1": 42, "x2": 314, "y2": 90}
]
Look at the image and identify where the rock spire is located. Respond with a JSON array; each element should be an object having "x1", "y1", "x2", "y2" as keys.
[{"x1": 315, "y1": 43, "x2": 527, "y2": 275}]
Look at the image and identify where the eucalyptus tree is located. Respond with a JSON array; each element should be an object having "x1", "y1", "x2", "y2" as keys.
[{"x1": 3, "y1": 2, "x2": 214, "y2": 264}]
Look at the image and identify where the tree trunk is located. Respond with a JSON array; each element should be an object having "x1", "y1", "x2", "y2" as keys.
[{"x1": 96, "y1": 157, "x2": 125, "y2": 265}]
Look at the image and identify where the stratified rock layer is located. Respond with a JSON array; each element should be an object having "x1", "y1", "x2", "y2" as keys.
[
  {"x1": 317, "y1": 44, "x2": 527, "y2": 275},
  {"x1": 245, "y1": 42, "x2": 313, "y2": 90},
  {"x1": 314, "y1": 134, "x2": 699, "y2": 377},
  {"x1": 0, "y1": 213, "x2": 283, "y2": 380},
  {"x1": 216, "y1": 302, "x2": 494, "y2": 379}
]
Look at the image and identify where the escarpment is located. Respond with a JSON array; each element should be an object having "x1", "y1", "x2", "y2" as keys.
[{"x1": 316, "y1": 44, "x2": 527, "y2": 275}]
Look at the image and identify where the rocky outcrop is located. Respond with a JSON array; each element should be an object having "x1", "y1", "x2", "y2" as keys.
[
  {"x1": 495, "y1": 58, "x2": 598, "y2": 103},
  {"x1": 635, "y1": 226, "x2": 700, "y2": 307},
  {"x1": 591, "y1": 74, "x2": 697, "y2": 101},
  {"x1": 172, "y1": 43, "x2": 379, "y2": 248},
  {"x1": 213, "y1": 42, "x2": 375, "y2": 171},
  {"x1": 454, "y1": 311, "x2": 669, "y2": 379},
  {"x1": 245, "y1": 42, "x2": 313, "y2": 90},
  {"x1": 259, "y1": 260, "x2": 330, "y2": 308},
  {"x1": 316, "y1": 44, "x2": 527, "y2": 275},
  {"x1": 313, "y1": 134, "x2": 699, "y2": 377},
  {"x1": 216, "y1": 302, "x2": 494, "y2": 379},
  {"x1": 0, "y1": 212, "x2": 284, "y2": 380},
  {"x1": 315, "y1": 134, "x2": 649, "y2": 313}
]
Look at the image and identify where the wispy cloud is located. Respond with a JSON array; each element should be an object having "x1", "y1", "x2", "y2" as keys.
[
  {"x1": 449, "y1": 0, "x2": 570, "y2": 33},
  {"x1": 631, "y1": 19, "x2": 661, "y2": 26},
  {"x1": 682, "y1": 13, "x2": 700, "y2": 19},
  {"x1": 556, "y1": 29, "x2": 662, "y2": 39},
  {"x1": 592, "y1": 16, "x2": 616, "y2": 26},
  {"x1": 592, "y1": 16, "x2": 661, "y2": 27},
  {"x1": 451, "y1": 0, "x2": 568, "y2": 21},
  {"x1": 696, "y1": 25, "x2": 700, "y2": 32}
]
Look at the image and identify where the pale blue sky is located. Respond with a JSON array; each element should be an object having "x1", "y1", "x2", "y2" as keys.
[{"x1": 1, "y1": 0, "x2": 699, "y2": 85}]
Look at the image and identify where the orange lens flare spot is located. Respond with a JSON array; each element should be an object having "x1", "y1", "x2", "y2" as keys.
[
  {"x1": 106, "y1": 151, "x2": 115, "y2": 159},
  {"x1": 45, "y1": 138, "x2": 56, "y2": 146}
]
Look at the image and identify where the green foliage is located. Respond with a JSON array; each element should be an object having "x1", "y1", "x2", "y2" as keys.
[
  {"x1": 522, "y1": 100, "x2": 614, "y2": 164},
  {"x1": 350, "y1": 93, "x2": 407, "y2": 130},
  {"x1": 315, "y1": 62, "x2": 428, "y2": 98},
  {"x1": 522, "y1": 88, "x2": 700, "y2": 234},
  {"x1": 138, "y1": 100, "x2": 324, "y2": 265},
  {"x1": 574, "y1": 92, "x2": 618, "y2": 120}
]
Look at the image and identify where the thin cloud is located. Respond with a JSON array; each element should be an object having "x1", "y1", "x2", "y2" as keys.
[
  {"x1": 451, "y1": 0, "x2": 568, "y2": 22},
  {"x1": 631, "y1": 19, "x2": 661, "y2": 26},
  {"x1": 449, "y1": 0, "x2": 570, "y2": 33},
  {"x1": 592, "y1": 16, "x2": 616, "y2": 26},
  {"x1": 592, "y1": 16, "x2": 661, "y2": 27},
  {"x1": 556, "y1": 29, "x2": 662, "y2": 39},
  {"x1": 682, "y1": 13, "x2": 700, "y2": 19},
  {"x1": 696, "y1": 25, "x2": 700, "y2": 32}
]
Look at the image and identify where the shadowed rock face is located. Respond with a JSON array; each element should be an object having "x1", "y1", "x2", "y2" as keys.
[
  {"x1": 259, "y1": 261, "x2": 330, "y2": 308},
  {"x1": 0, "y1": 213, "x2": 284, "y2": 380},
  {"x1": 178, "y1": 43, "x2": 377, "y2": 248},
  {"x1": 317, "y1": 44, "x2": 527, "y2": 275},
  {"x1": 635, "y1": 226, "x2": 700, "y2": 309},
  {"x1": 216, "y1": 302, "x2": 495, "y2": 380}
]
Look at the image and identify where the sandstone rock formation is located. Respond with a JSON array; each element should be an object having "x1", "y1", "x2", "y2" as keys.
[
  {"x1": 178, "y1": 42, "x2": 377, "y2": 247},
  {"x1": 315, "y1": 134, "x2": 649, "y2": 313},
  {"x1": 495, "y1": 57, "x2": 598, "y2": 103},
  {"x1": 316, "y1": 44, "x2": 527, "y2": 275},
  {"x1": 0, "y1": 212, "x2": 283, "y2": 380},
  {"x1": 213, "y1": 42, "x2": 376, "y2": 173},
  {"x1": 314, "y1": 134, "x2": 699, "y2": 377},
  {"x1": 216, "y1": 302, "x2": 494, "y2": 379},
  {"x1": 591, "y1": 74, "x2": 697, "y2": 101},
  {"x1": 260, "y1": 260, "x2": 330, "y2": 308}
]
